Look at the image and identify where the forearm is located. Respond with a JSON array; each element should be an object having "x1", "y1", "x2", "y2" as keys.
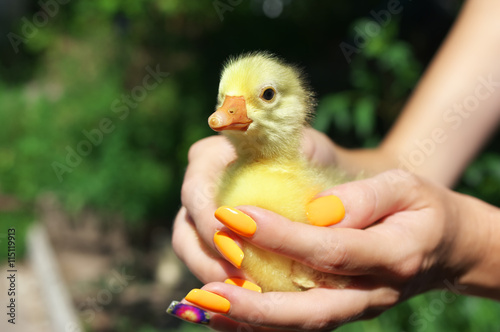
[
  {"x1": 333, "y1": 145, "x2": 396, "y2": 178},
  {"x1": 382, "y1": 0, "x2": 500, "y2": 186},
  {"x1": 336, "y1": 0, "x2": 500, "y2": 186}
]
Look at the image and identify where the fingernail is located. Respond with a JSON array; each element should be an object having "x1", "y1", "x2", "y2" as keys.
[
  {"x1": 185, "y1": 289, "x2": 231, "y2": 314},
  {"x1": 306, "y1": 195, "x2": 345, "y2": 226},
  {"x1": 214, "y1": 231, "x2": 244, "y2": 268},
  {"x1": 167, "y1": 300, "x2": 210, "y2": 325},
  {"x1": 224, "y1": 277, "x2": 262, "y2": 293},
  {"x1": 215, "y1": 206, "x2": 257, "y2": 237}
]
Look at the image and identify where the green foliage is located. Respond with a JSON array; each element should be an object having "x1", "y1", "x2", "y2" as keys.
[
  {"x1": 1, "y1": 1, "x2": 216, "y2": 226},
  {"x1": 165, "y1": 322, "x2": 208, "y2": 332},
  {"x1": 337, "y1": 292, "x2": 500, "y2": 332},
  {"x1": 0, "y1": 210, "x2": 33, "y2": 259},
  {"x1": 457, "y1": 152, "x2": 500, "y2": 207},
  {"x1": 314, "y1": 19, "x2": 421, "y2": 148},
  {"x1": 0, "y1": 1, "x2": 499, "y2": 331},
  {"x1": 2, "y1": 1, "x2": 431, "y2": 226}
]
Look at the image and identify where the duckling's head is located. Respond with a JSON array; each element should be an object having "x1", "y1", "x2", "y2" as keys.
[{"x1": 209, "y1": 52, "x2": 315, "y2": 160}]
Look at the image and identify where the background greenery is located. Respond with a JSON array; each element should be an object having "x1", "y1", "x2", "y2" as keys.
[{"x1": 1, "y1": 0, "x2": 500, "y2": 331}]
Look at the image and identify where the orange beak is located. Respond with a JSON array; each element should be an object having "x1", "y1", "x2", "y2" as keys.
[{"x1": 208, "y1": 96, "x2": 252, "y2": 132}]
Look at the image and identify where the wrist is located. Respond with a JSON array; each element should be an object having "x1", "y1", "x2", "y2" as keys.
[
  {"x1": 334, "y1": 145, "x2": 399, "y2": 176},
  {"x1": 450, "y1": 194, "x2": 500, "y2": 299}
]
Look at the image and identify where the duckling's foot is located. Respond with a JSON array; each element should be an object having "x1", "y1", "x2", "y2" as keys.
[{"x1": 291, "y1": 261, "x2": 349, "y2": 290}]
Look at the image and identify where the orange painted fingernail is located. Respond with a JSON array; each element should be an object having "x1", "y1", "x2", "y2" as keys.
[
  {"x1": 224, "y1": 278, "x2": 262, "y2": 293},
  {"x1": 185, "y1": 289, "x2": 230, "y2": 314},
  {"x1": 306, "y1": 195, "x2": 345, "y2": 226},
  {"x1": 214, "y1": 231, "x2": 244, "y2": 268},
  {"x1": 215, "y1": 206, "x2": 257, "y2": 237}
]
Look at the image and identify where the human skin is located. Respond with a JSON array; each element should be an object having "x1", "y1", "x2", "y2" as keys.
[
  {"x1": 175, "y1": 169, "x2": 500, "y2": 331},
  {"x1": 172, "y1": 0, "x2": 500, "y2": 330},
  {"x1": 173, "y1": 130, "x2": 500, "y2": 331},
  {"x1": 335, "y1": 0, "x2": 500, "y2": 187}
]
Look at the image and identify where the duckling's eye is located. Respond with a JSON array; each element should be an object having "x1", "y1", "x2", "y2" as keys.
[{"x1": 260, "y1": 88, "x2": 276, "y2": 102}]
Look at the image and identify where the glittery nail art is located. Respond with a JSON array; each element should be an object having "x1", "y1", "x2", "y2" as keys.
[{"x1": 167, "y1": 301, "x2": 210, "y2": 325}]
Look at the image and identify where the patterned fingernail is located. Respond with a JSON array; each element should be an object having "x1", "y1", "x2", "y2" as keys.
[
  {"x1": 185, "y1": 289, "x2": 231, "y2": 314},
  {"x1": 224, "y1": 277, "x2": 262, "y2": 293},
  {"x1": 214, "y1": 231, "x2": 244, "y2": 268},
  {"x1": 215, "y1": 206, "x2": 257, "y2": 237},
  {"x1": 167, "y1": 301, "x2": 210, "y2": 325},
  {"x1": 306, "y1": 195, "x2": 345, "y2": 226}
]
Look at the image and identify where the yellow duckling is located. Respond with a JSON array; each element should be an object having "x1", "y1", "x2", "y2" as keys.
[{"x1": 209, "y1": 52, "x2": 349, "y2": 292}]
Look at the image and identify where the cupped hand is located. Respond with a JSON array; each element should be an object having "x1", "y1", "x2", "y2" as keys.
[
  {"x1": 173, "y1": 127, "x2": 340, "y2": 283},
  {"x1": 173, "y1": 170, "x2": 491, "y2": 331}
]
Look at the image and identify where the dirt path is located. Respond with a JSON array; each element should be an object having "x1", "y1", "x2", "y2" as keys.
[{"x1": 0, "y1": 262, "x2": 52, "y2": 332}]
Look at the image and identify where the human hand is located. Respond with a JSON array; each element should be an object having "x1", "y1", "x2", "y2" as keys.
[
  {"x1": 173, "y1": 127, "x2": 341, "y2": 284},
  {"x1": 171, "y1": 170, "x2": 498, "y2": 330}
]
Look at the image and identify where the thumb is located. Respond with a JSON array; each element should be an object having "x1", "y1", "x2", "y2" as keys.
[{"x1": 310, "y1": 169, "x2": 425, "y2": 229}]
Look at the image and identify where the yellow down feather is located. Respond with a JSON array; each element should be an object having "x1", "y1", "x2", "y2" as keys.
[{"x1": 214, "y1": 52, "x2": 351, "y2": 292}]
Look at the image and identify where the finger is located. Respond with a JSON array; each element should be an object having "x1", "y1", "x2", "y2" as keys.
[
  {"x1": 314, "y1": 169, "x2": 427, "y2": 229},
  {"x1": 172, "y1": 209, "x2": 283, "y2": 331},
  {"x1": 196, "y1": 282, "x2": 398, "y2": 331},
  {"x1": 227, "y1": 171, "x2": 433, "y2": 275},
  {"x1": 301, "y1": 127, "x2": 339, "y2": 166},
  {"x1": 180, "y1": 135, "x2": 236, "y2": 248},
  {"x1": 172, "y1": 207, "x2": 244, "y2": 283},
  {"x1": 237, "y1": 206, "x2": 407, "y2": 276},
  {"x1": 168, "y1": 302, "x2": 290, "y2": 332},
  {"x1": 210, "y1": 314, "x2": 298, "y2": 332}
]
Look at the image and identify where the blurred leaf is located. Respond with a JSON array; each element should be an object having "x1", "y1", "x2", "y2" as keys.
[
  {"x1": 353, "y1": 96, "x2": 376, "y2": 138},
  {"x1": 0, "y1": 3, "x2": 499, "y2": 330},
  {"x1": 0, "y1": 211, "x2": 33, "y2": 259},
  {"x1": 315, "y1": 93, "x2": 351, "y2": 133}
]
